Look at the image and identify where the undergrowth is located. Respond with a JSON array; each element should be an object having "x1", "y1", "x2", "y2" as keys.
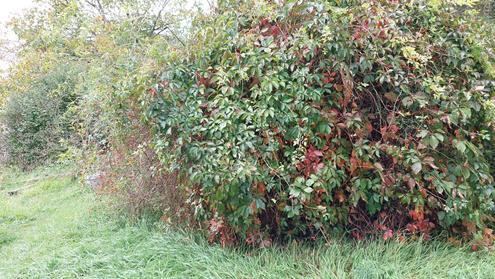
[{"x1": 0, "y1": 165, "x2": 494, "y2": 278}]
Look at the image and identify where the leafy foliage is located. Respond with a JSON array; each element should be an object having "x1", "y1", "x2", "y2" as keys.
[
  {"x1": 1, "y1": 0, "x2": 495, "y2": 247},
  {"x1": 2, "y1": 64, "x2": 81, "y2": 169},
  {"x1": 0, "y1": 0, "x2": 185, "y2": 168},
  {"x1": 148, "y1": 0, "x2": 495, "y2": 244}
]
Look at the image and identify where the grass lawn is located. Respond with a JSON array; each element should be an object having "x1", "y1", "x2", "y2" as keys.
[{"x1": 1, "y1": 165, "x2": 494, "y2": 279}]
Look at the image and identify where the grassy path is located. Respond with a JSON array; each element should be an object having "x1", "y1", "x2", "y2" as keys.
[{"x1": 1, "y1": 165, "x2": 494, "y2": 278}]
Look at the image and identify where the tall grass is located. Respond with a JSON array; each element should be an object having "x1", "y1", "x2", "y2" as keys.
[{"x1": 0, "y1": 165, "x2": 494, "y2": 278}]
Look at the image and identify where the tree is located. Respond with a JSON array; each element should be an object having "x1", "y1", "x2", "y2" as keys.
[{"x1": 0, "y1": 0, "x2": 186, "y2": 168}]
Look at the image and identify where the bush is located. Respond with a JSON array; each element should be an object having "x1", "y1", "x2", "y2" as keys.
[
  {"x1": 147, "y1": 0, "x2": 495, "y2": 245},
  {"x1": 2, "y1": 64, "x2": 80, "y2": 169},
  {"x1": 96, "y1": 111, "x2": 190, "y2": 223},
  {"x1": 0, "y1": 123, "x2": 8, "y2": 166}
]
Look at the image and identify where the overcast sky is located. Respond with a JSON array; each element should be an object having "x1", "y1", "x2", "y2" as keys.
[
  {"x1": 0, "y1": 0, "x2": 36, "y2": 71},
  {"x1": 0, "y1": 0, "x2": 210, "y2": 72},
  {"x1": 0, "y1": 0, "x2": 35, "y2": 22},
  {"x1": 0, "y1": 0, "x2": 36, "y2": 38}
]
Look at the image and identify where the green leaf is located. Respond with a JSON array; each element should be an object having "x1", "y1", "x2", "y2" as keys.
[
  {"x1": 303, "y1": 187, "x2": 314, "y2": 193},
  {"x1": 427, "y1": 136, "x2": 439, "y2": 149},
  {"x1": 316, "y1": 121, "x2": 331, "y2": 134},
  {"x1": 255, "y1": 199, "x2": 266, "y2": 210},
  {"x1": 285, "y1": 126, "x2": 300, "y2": 140},
  {"x1": 434, "y1": 133, "x2": 444, "y2": 142},
  {"x1": 454, "y1": 140, "x2": 466, "y2": 153},
  {"x1": 417, "y1": 130, "x2": 428, "y2": 138}
]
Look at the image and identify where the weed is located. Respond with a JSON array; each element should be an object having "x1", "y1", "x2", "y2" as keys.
[{"x1": 1, "y1": 166, "x2": 494, "y2": 278}]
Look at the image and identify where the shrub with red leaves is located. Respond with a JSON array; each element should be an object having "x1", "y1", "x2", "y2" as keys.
[{"x1": 147, "y1": 0, "x2": 495, "y2": 245}]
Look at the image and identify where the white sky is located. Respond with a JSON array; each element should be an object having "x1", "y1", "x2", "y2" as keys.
[
  {"x1": 0, "y1": 0, "x2": 210, "y2": 73},
  {"x1": 0, "y1": 0, "x2": 35, "y2": 23},
  {"x1": 0, "y1": 0, "x2": 36, "y2": 71}
]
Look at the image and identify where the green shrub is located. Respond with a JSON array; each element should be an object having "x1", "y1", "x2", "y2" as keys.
[
  {"x1": 147, "y1": 0, "x2": 495, "y2": 244},
  {"x1": 0, "y1": 123, "x2": 8, "y2": 165},
  {"x1": 2, "y1": 64, "x2": 80, "y2": 169}
]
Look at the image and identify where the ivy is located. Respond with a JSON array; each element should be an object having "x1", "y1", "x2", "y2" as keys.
[{"x1": 148, "y1": 0, "x2": 495, "y2": 244}]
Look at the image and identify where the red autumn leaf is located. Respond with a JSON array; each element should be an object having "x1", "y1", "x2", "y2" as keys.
[
  {"x1": 471, "y1": 244, "x2": 479, "y2": 251},
  {"x1": 256, "y1": 182, "x2": 266, "y2": 194},
  {"x1": 381, "y1": 124, "x2": 399, "y2": 141},
  {"x1": 270, "y1": 25, "x2": 281, "y2": 37},
  {"x1": 352, "y1": 31, "x2": 361, "y2": 41},
  {"x1": 419, "y1": 187, "x2": 427, "y2": 198},
  {"x1": 335, "y1": 190, "x2": 346, "y2": 203},
  {"x1": 366, "y1": 122, "x2": 373, "y2": 134},
  {"x1": 352, "y1": 231, "x2": 364, "y2": 240},
  {"x1": 323, "y1": 71, "x2": 337, "y2": 84},
  {"x1": 382, "y1": 173, "x2": 395, "y2": 187},
  {"x1": 159, "y1": 80, "x2": 169, "y2": 88},
  {"x1": 316, "y1": 188, "x2": 327, "y2": 195},
  {"x1": 409, "y1": 209, "x2": 424, "y2": 221},
  {"x1": 378, "y1": 30, "x2": 387, "y2": 39},
  {"x1": 148, "y1": 88, "x2": 157, "y2": 97},
  {"x1": 250, "y1": 201, "x2": 257, "y2": 212},
  {"x1": 361, "y1": 162, "x2": 374, "y2": 170},
  {"x1": 298, "y1": 145, "x2": 325, "y2": 177},
  {"x1": 406, "y1": 223, "x2": 417, "y2": 233},
  {"x1": 249, "y1": 76, "x2": 260, "y2": 88},
  {"x1": 462, "y1": 220, "x2": 477, "y2": 234},
  {"x1": 336, "y1": 159, "x2": 346, "y2": 168},
  {"x1": 376, "y1": 223, "x2": 387, "y2": 230},
  {"x1": 383, "y1": 229, "x2": 394, "y2": 240},
  {"x1": 195, "y1": 71, "x2": 211, "y2": 87}
]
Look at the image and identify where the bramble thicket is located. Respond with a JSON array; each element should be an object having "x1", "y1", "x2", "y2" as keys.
[{"x1": 1, "y1": 0, "x2": 495, "y2": 246}]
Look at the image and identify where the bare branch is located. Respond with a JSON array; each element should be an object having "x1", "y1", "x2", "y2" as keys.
[
  {"x1": 84, "y1": 0, "x2": 107, "y2": 21},
  {"x1": 149, "y1": 0, "x2": 171, "y2": 36}
]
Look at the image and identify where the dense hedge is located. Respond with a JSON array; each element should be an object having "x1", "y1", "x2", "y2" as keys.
[
  {"x1": 148, "y1": 0, "x2": 495, "y2": 244},
  {"x1": 2, "y1": 64, "x2": 80, "y2": 169}
]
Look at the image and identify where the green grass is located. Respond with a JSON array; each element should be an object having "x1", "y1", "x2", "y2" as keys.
[{"x1": 1, "y1": 165, "x2": 494, "y2": 278}]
